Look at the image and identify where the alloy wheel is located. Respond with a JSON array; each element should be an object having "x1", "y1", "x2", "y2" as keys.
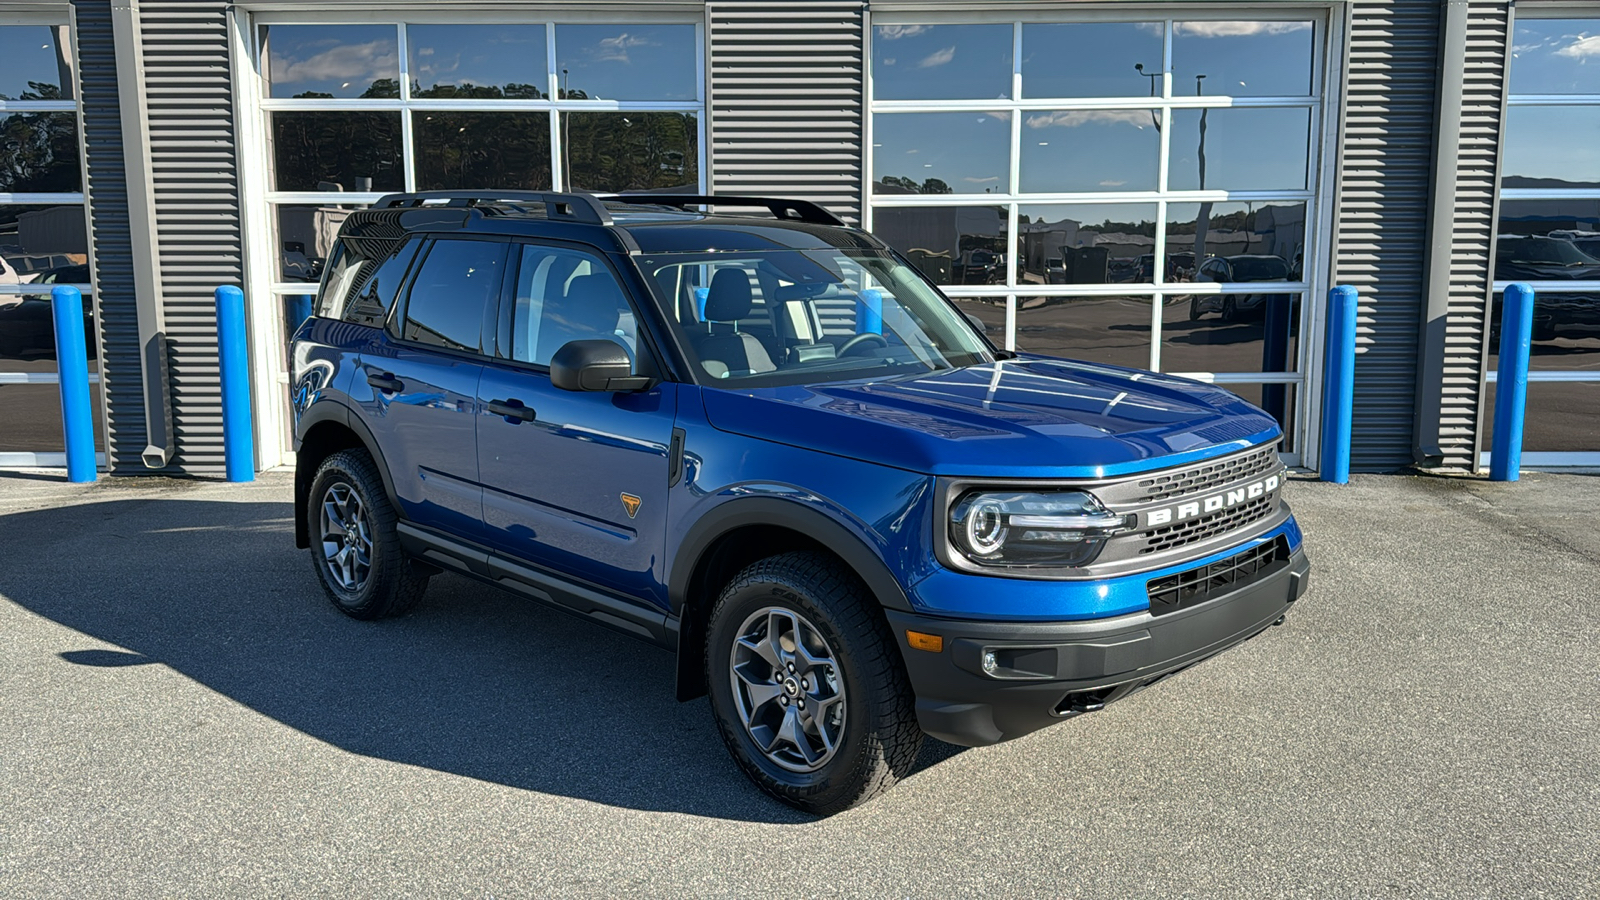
[
  {"x1": 318, "y1": 482, "x2": 373, "y2": 592},
  {"x1": 728, "y1": 606, "x2": 848, "y2": 773}
]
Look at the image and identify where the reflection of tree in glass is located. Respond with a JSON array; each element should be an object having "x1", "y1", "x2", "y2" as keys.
[
  {"x1": 0, "y1": 86, "x2": 78, "y2": 194},
  {"x1": 878, "y1": 176, "x2": 954, "y2": 194},
  {"x1": 272, "y1": 109, "x2": 403, "y2": 192},
  {"x1": 412, "y1": 81, "x2": 545, "y2": 100},
  {"x1": 415, "y1": 112, "x2": 551, "y2": 191},
  {"x1": 564, "y1": 113, "x2": 697, "y2": 192}
]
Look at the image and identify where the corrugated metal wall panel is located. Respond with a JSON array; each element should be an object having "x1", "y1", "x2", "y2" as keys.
[
  {"x1": 707, "y1": 1, "x2": 864, "y2": 224},
  {"x1": 72, "y1": 0, "x2": 145, "y2": 473},
  {"x1": 1334, "y1": 0, "x2": 1440, "y2": 470},
  {"x1": 139, "y1": 0, "x2": 240, "y2": 475}
]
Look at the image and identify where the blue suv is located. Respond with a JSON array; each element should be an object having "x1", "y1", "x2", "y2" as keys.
[{"x1": 291, "y1": 192, "x2": 1311, "y2": 815}]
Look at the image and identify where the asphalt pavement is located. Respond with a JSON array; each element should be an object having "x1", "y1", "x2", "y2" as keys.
[{"x1": 0, "y1": 469, "x2": 1596, "y2": 898}]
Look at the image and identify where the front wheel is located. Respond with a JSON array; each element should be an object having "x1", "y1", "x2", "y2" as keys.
[{"x1": 706, "y1": 552, "x2": 923, "y2": 815}]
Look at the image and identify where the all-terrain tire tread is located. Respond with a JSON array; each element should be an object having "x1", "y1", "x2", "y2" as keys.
[{"x1": 308, "y1": 449, "x2": 428, "y2": 619}]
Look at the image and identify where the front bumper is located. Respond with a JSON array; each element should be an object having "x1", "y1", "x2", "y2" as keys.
[{"x1": 887, "y1": 546, "x2": 1310, "y2": 747}]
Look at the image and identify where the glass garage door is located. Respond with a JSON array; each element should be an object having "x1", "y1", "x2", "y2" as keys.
[{"x1": 866, "y1": 13, "x2": 1332, "y2": 463}]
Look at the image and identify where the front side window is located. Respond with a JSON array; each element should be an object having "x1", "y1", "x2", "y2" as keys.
[
  {"x1": 400, "y1": 239, "x2": 506, "y2": 352},
  {"x1": 509, "y1": 243, "x2": 637, "y2": 366}
]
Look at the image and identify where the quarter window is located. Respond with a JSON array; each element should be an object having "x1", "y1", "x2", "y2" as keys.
[{"x1": 401, "y1": 240, "x2": 507, "y2": 353}]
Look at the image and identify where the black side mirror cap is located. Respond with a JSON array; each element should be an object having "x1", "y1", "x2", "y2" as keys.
[{"x1": 550, "y1": 339, "x2": 651, "y2": 392}]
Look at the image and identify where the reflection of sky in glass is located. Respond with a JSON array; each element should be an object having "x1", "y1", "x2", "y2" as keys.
[
  {"x1": 554, "y1": 25, "x2": 696, "y2": 101},
  {"x1": 265, "y1": 25, "x2": 400, "y2": 99},
  {"x1": 1020, "y1": 204, "x2": 1158, "y2": 234},
  {"x1": 873, "y1": 24, "x2": 1011, "y2": 100},
  {"x1": 0, "y1": 26, "x2": 69, "y2": 101},
  {"x1": 1020, "y1": 110, "x2": 1160, "y2": 192},
  {"x1": 1167, "y1": 202, "x2": 1307, "y2": 263},
  {"x1": 408, "y1": 25, "x2": 547, "y2": 98},
  {"x1": 1509, "y1": 20, "x2": 1600, "y2": 94},
  {"x1": 1168, "y1": 107, "x2": 1309, "y2": 191},
  {"x1": 1172, "y1": 21, "x2": 1314, "y2": 96},
  {"x1": 1497, "y1": 199, "x2": 1600, "y2": 239},
  {"x1": 1503, "y1": 107, "x2": 1600, "y2": 189},
  {"x1": 1021, "y1": 23, "x2": 1164, "y2": 99},
  {"x1": 873, "y1": 112, "x2": 1010, "y2": 193}
]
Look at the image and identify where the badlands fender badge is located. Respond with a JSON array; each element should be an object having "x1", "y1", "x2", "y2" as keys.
[{"x1": 620, "y1": 493, "x2": 642, "y2": 519}]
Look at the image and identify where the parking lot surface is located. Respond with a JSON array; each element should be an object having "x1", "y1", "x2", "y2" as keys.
[{"x1": 1, "y1": 469, "x2": 1596, "y2": 898}]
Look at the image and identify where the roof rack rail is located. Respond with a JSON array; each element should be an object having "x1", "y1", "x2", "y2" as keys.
[
  {"x1": 372, "y1": 191, "x2": 613, "y2": 225},
  {"x1": 602, "y1": 194, "x2": 846, "y2": 226}
]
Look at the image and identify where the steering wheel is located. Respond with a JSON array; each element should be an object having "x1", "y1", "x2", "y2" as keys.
[{"x1": 838, "y1": 332, "x2": 889, "y2": 357}]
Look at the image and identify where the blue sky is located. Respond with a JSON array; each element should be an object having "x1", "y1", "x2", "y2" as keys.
[
  {"x1": 0, "y1": 26, "x2": 68, "y2": 101},
  {"x1": 408, "y1": 25, "x2": 547, "y2": 95}
]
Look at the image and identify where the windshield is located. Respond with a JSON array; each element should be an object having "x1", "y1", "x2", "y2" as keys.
[
  {"x1": 636, "y1": 248, "x2": 994, "y2": 386},
  {"x1": 1230, "y1": 257, "x2": 1290, "y2": 280},
  {"x1": 1499, "y1": 237, "x2": 1600, "y2": 266}
]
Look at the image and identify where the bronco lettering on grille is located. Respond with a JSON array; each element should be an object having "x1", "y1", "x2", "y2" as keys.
[{"x1": 1144, "y1": 474, "x2": 1280, "y2": 527}]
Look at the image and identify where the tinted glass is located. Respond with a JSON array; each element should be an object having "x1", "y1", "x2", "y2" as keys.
[
  {"x1": 0, "y1": 112, "x2": 80, "y2": 193},
  {"x1": 0, "y1": 25, "x2": 73, "y2": 101},
  {"x1": 872, "y1": 206, "x2": 1009, "y2": 286},
  {"x1": 0, "y1": 292, "x2": 93, "y2": 366},
  {"x1": 1020, "y1": 109, "x2": 1160, "y2": 193},
  {"x1": 949, "y1": 296, "x2": 1007, "y2": 341},
  {"x1": 407, "y1": 25, "x2": 547, "y2": 99},
  {"x1": 1166, "y1": 203, "x2": 1306, "y2": 276},
  {"x1": 1495, "y1": 199, "x2": 1600, "y2": 282},
  {"x1": 1018, "y1": 204, "x2": 1159, "y2": 285},
  {"x1": 413, "y1": 112, "x2": 552, "y2": 191},
  {"x1": 0, "y1": 382, "x2": 104, "y2": 451},
  {"x1": 1502, "y1": 106, "x2": 1600, "y2": 190},
  {"x1": 873, "y1": 112, "x2": 1010, "y2": 195},
  {"x1": 271, "y1": 111, "x2": 404, "y2": 192},
  {"x1": 347, "y1": 239, "x2": 421, "y2": 326},
  {"x1": 1222, "y1": 383, "x2": 1296, "y2": 449},
  {"x1": 1483, "y1": 381, "x2": 1600, "y2": 452},
  {"x1": 1171, "y1": 21, "x2": 1315, "y2": 97},
  {"x1": 1161, "y1": 291, "x2": 1300, "y2": 375},
  {"x1": 1014, "y1": 294, "x2": 1154, "y2": 370},
  {"x1": 402, "y1": 240, "x2": 506, "y2": 352},
  {"x1": 275, "y1": 204, "x2": 359, "y2": 282},
  {"x1": 561, "y1": 112, "x2": 697, "y2": 192},
  {"x1": 554, "y1": 24, "x2": 696, "y2": 102},
  {"x1": 1487, "y1": 291, "x2": 1600, "y2": 373},
  {"x1": 1507, "y1": 20, "x2": 1600, "y2": 95},
  {"x1": 263, "y1": 25, "x2": 400, "y2": 99},
  {"x1": 0, "y1": 205, "x2": 89, "y2": 280},
  {"x1": 1021, "y1": 23, "x2": 1164, "y2": 99},
  {"x1": 1168, "y1": 107, "x2": 1310, "y2": 192},
  {"x1": 872, "y1": 24, "x2": 1012, "y2": 101},
  {"x1": 510, "y1": 244, "x2": 636, "y2": 366}
]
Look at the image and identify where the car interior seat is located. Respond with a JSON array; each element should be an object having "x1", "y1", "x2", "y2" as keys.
[
  {"x1": 693, "y1": 268, "x2": 777, "y2": 379},
  {"x1": 534, "y1": 272, "x2": 632, "y2": 364}
]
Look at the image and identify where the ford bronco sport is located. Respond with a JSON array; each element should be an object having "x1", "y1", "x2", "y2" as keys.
[{"x1": 291, "y1": 191, "x2": 1311, "y2": 815}]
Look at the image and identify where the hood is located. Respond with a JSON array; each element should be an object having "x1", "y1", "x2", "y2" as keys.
[{"x1": 700, "y1": 356, "x2": 1281, "y2": 478}]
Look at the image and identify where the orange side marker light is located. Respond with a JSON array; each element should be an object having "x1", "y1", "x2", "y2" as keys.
[{"x1": 905, "y1": 630, "x2": 944, "y2": 653}]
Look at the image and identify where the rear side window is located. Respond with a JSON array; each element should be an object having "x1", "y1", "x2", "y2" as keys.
[
  {"x1": 314, "y1": 242, "x2": 367, "y2": 319},
  {"x1": 343, "y1": 239, "x2": 420, "y2": 327},
  {"x1": 400, "y1": 238, "x2": 507, "y2": 353}
]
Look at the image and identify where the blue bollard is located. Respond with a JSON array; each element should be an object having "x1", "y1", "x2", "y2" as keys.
[
  {"x1": 1490, "y1": 283, "x2": 1535, "y2": 482},
  {"x1": 215, "y1": 285, "x2": 254, "y2": 483},
  {"x1": 1319, "y1": 285, "x2": 1358, "y2": 484},
  {"x1": 50, "y1": 285, "x2": 96, "y2": 483},
  {"x1": 856, "y1": 289, "x2": 883, "y2": 335},
  {"x1": 694, "y1": 287, "x2": 709, "y2": 322},
  {"x1": 286, "y1": 294, "x2": 313, "y2": 342}
]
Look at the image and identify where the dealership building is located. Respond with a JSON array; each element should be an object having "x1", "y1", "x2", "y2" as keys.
[{"x1": 1, "y1": 0, "x2": 1596, "y2": 476}]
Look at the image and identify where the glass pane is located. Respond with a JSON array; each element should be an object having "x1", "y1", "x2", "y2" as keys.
[
  {"x1": 1166, "y1": 202, "x2": 1306, "y2": 278},
  {"x1": 0, "y1": 205, "x2": 89, "y2": 281},
  {"x1": 1219, "y1": 382, "x2": 1296, "y2": 451},
  {"x1": 407, "y1": 25, "x2": 547, "y2": 99},
  {"x1": 561, "y1": 112, "x2": 697, "y2": 192},
  {"x1": 1014, "y1": 294, "x2": 1153, "y2": 370},
  {"x1": 270, "y1": 111, "x2": 403, "y2": 192},
  {"x1": 872, "y1": 24, "x2": 1012, "y2": 101},
  {"x1": 275, "y1": 204, "x2": 361, "y2": 282},
  {"x1": 1496, "y1": 199, "x2": 1600, "y2": 258},
  {"x1": 872, "y1": 206, "x2": 1009, "y2": 286},
  {"x1": 1021, "y1": 23, "x2": 1164, "y2": 99},
  {"x1": 263, "y1": 25, "x2": 400, "y2": 99},
  {"x1": 1494, "y1": 229, "x2": 1600, "y2": 284},
  {"x1": 1020, "y1": 109, "x2": 1159, "y2": 193},
  {"x1": 1162, "y1": 291, "x2": 1300, "y2": 375},
  {"x1": 0, "y1": 25, "x2": 74, "y2": 101},
  {"x1": 554, "y1": 24, "x2": 696, "y2": 102},
  {"x1": 510, "y1": 244, "x2": 636, "y2": 366},
  {"x1": 1508, "y1": 20, "x2": 1600, "y2": 95},
  {"x1": 414, "y1": 112, "x2": 551, "y2": 191},
  {"x1": 1018, "y1": 204, "x2": 1158, "y2": 285},
  {"x1": 0, "y1": 382, "x2": 104, "y2": 452},
  {"x1": 0, "y1": 113, "x2": 80, "y2": 193},
  {"x1": 0, "y1": 294, "x2": 94, "y2": 365},
  {"x1": 872, "y1": 112, "x2": 1010, "y2": 195},
  {"x1": 1171, "y1": 21, "x2": 1315, "y2": 97},
  {"x1": 403, "y1": 239, "x2": 506, "y2": 353},
  {"x1": 1483, "y1": 381, "x2": 1600, "y2": 452},
  {"x1": 949, "y1": 295, "x2": 1007, "y2": 342},
  {"x1": 1168, "y1": 107, "x2": 1310, "y2": 192},
  {"x1": 1487, "y1": 291, "x2": 1600, "y2": 372},
  {"x1": 1503, "y1": 106, "x2": 1600, "y2": 190}
]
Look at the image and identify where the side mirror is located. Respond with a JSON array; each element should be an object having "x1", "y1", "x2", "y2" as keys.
[
  {"x1": 963, "y1": 311, "x2": 988, "y2": 334},
  {"x1": 550, "y1": 339, "x2": 651, "y2": 392}
]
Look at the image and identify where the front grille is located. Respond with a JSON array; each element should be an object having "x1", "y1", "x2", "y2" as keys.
[
  {"x1": 1147, "y1": 536, "x2": 1290, "y2": 616},
  {"x1": 1134, "y1": 445, "x2": 1279, "y2": 504},
  {"x1": 1140, "y1": 495, "x2": 1276, "y2": 554}
]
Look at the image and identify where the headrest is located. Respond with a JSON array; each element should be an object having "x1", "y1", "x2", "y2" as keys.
[
  {"x1": 705, "y1": 268, "x2": 754, "y2": 321},
  {"x1": 556, "y1": 274, "x2": 625, "y2": 332}
]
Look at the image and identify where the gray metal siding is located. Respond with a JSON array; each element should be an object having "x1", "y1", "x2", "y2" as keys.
[
  {"x1": 707, "y1": 0, "x2": 865, "y2": 224},
  {"x1": 1333, "y1": 0, "x2": 1439, "y2": 470}
]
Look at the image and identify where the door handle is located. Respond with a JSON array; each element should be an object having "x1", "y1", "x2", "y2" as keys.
[
  {"x1": 487, "y1": 398, "x2": 537, "y2": 423},
  {"x1": 367, "y1": 372, "x2": 405, "y2": 392}
]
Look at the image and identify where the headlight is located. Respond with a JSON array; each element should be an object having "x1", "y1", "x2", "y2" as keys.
[{"x1": 948, "y1": 490, "x2": 1129, "y2": 569}]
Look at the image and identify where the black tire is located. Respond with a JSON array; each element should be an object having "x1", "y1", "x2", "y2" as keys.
[
  {"x1": 1188, "y1": 297, "x2": 1203, "y2": 321},
  {"x1": 705, "y1": 551, "x2": 923, "y2": 815},
  {"x1": 306, "y1": 448, "x2": 428, "y2": 620},
  {"x1": 1221, "y1": 296, "x2": 1239, "y2": 322}
]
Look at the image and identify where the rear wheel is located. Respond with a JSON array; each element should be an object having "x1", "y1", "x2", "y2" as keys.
[
  {"x1": 706, "y1": 552, "x2": 923, "y2": 815},
  {"x1": 306, "y1": 449, "x2": 428, "y2": 619}
]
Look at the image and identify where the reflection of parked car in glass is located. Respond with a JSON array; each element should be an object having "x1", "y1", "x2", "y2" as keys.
[
  {"x1": 1548, "y1": 230, "x2": 1600, "y2": 261},
  {"x1": 33, "y1": 264, "x2": 91, "y2": 285},
  {"x1": 1188, "y1": 255, "x2": 1292, "y2": 321},
  {"x1": 1493, "y1": 236, "x2": 1600, "y2": 341},
  {"x1": 0, "y1": 291, "x2": 97, "y2": 359}
]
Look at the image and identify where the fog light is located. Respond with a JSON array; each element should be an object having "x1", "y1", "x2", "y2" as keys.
[{"x1": 981, "y1": 650, "x2": 998, "y2": 676}]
